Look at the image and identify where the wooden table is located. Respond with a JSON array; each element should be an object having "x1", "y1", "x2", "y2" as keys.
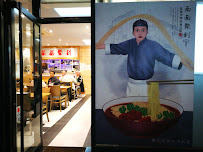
[
  {"x1": 23, "y1": 83, "x2": 33, "y2": 87},
  {"x1": 60, "y1": 86, "x2": 71, "y2": 89},
  {"x1": 30, "y1": 93, "x2": 51, "y2": 98},
  {"x1": 47, "y1": 85, "x2": 71, "y2": 89}
]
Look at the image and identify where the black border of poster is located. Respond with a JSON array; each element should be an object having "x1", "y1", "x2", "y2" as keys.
[
  {"x1": 91, "y1": 0, "x2": 96, "y2": 152},
  {"x1": 92, "y1": 1, "x2": 202, "y2": 152}
]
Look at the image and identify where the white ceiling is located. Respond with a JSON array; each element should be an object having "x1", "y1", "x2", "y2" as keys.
[
  {"x1": 41, "y1": 2, "x2": 91, "y2": 46},
  {"x1": 17, "y1": 0, "x2": 91, "y2": 46},
  {"x1": 41, "y1": 23, "x2": 91, "y2": 46}
]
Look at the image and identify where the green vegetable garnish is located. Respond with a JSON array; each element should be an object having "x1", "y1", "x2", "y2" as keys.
[
  {"x1": 140, "y1": 107, "x2": 148, "y2": 116},
  {"x1": 156, "y1": 113, "x2": 162, "y2": 119},
  {"x1": 162, "y1": 111, "x2": 174, "y2": 119},
  {"x1": 119, "y1": 106, "x2": 126, "y2": 113},
  {"x1": 168, "y1": 112, "x2": 174, "y2": 119},
  {"x1": 134, "y1": 105, "x2": 140, "y2": 111},
  {"x1": 127, "y1": 104, "x2": 134, "y2": 112}
]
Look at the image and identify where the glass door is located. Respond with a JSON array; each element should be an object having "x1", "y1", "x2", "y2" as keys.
[{"x1": 14, "y1": 2, "x2": 42, "y2": 152}]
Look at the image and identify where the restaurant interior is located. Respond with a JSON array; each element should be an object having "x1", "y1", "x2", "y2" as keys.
[{"x1": 14, "y1": 0, "x2": 91, "y2": 151}]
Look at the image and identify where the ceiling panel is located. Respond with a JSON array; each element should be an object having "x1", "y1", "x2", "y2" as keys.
[
  {"x1": 41, "y1": 1, "x2": 91, "y2": 46},
  {"x1": 41, "y1": 23, "x2": 91, "y2": 46}
]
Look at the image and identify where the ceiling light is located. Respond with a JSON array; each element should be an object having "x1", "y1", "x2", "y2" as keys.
[
  {"x1": 26, "y1": 32, "x2": 31, "y2": 36},
  {"x1": 47, "y1": 44, "x2": 50, "y2": 46},
  {"x1": 82, "y1": 39, "x2": 91, "y2": 45},
  {"x1": 86, "y1": 26, "x2": 89, "y2": 29},
  {"x1": 66, "y1": 43, "x2": 68, "y2": 45},
  {"x1": 49, "y1": 30, "x2": 53, "y2": 33},
  {"x1": 54, "y1": 7, "x2": 91, "y2": 17},
  {"x1": 59, "y1": 39, "x2": 61, "y2": 41}
]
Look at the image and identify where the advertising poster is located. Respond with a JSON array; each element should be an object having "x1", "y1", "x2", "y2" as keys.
[{"x1": 95, "y1": 1, "x2": 195, "y2": 148}]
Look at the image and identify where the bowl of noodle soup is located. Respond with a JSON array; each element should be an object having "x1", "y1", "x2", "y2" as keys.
[{"x1": 103, "y1": 96, "x2": 183, "y2": 138}]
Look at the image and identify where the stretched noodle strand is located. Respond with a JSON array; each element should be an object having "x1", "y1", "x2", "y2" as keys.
[{"x1": 147, "y1": 82, "x2": 160, "y2": 120}]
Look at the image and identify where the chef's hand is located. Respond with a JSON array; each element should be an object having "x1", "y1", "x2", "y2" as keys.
[{"x1": 96, "y1": 43, "x2": 105, "y2": 49}]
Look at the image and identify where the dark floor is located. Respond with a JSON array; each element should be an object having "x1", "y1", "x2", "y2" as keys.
[{"x1": 42, "y1": 147, "x2": 86, "y2": 152}]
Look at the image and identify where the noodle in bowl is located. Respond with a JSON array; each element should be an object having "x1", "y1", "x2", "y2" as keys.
[{"x1": 103, "y1": 96, "x2": 183, "y2": 138}]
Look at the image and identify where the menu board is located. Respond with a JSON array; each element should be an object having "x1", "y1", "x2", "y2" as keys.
[{"x1": 95, "y1": 1, "x2": 197, "y2": 150}]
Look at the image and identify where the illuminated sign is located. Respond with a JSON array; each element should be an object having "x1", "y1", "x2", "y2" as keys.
[{"x1": 41, "y1": 48, "x2": 77, "y2": 57}]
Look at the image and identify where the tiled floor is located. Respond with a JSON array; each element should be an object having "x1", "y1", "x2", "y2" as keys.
[
  {"x1": 42, "y1": 96, "x2": 84, "y2": 129},
  {"x1": 42, "y1": 94, "x2": 91, "y2": 148},
  {"x1": 49, "y1": 97, "x2": 91, "y2": 146}
]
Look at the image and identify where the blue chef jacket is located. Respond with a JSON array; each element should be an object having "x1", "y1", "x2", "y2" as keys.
[{"x1": 106, "y1": 38, "x2": 182, "y2": 80}]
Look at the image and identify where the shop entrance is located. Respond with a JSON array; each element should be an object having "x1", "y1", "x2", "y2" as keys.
[{"x1": 40, "y1": 23, "x2": 91, "y2": 148}]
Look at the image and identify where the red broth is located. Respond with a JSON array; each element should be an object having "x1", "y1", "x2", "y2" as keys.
[{"x1": 105, "y1": 102, "x2": 181, "y2": 122}]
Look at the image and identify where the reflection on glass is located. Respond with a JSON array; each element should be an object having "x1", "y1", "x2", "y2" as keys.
[
  {"x1": 22, "y1": 14, "x2": 41, "y2": 151},
  {"x1": 14, "y1": 8, "x2": 21, "y2": 152},
  {"x1": 34, "y1": 25, "x2": 40, "y2": 77},
  {"x1": 16, "y1": 0, "x2": 32, "y2": 14}
]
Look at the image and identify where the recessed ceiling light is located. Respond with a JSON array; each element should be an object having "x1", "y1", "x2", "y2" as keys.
[
  {"x1": 66, "y1": 43, "x2": 68, "y2": 45},
  {"x1": 82, "y1": 39, "x2": 91, "y2": 45},
  {"x1": 59, "y1": 39, "x2": 61, "y2": 41},
  {"x1": 54, "y1": 7, "x2": 91, "y2": 17},
  {"x1": 49, "y1": 30, "x2": 53, "y2": 33},
  {"x1": 47, "y1": 44, "x2": 50, "y2": 46}
]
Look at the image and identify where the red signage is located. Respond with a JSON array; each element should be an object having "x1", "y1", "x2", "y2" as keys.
[
  {"x1": 58, "y1": 49, "x2": 62, "y2": 55},
  {"x1": 41, "y1": 48, "x2": 77, "y2": 57},
  {"x1": 42, "y1": 50, "x2": 46, "y2": 56},
  {"x1": 49, "y1": 50, "x2": 54, "y2": 56},
  {"x1": 67, "y1": 49, "x2": 71, "y2": 55}
]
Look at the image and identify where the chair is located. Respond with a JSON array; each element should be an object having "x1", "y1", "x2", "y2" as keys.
[
  {"x1": 50, "y1": 85, "x2": 67, "y2": 112},
  {"x1": 68, "y1": 82, "x2": 76, "y2": 100},
  {"x1": 28, "y1": 86, "x2": 34, "y2": 93},
  {"x1": 76, "y1": 84, "x2": 81, "y2": 97},
  {"x1": 23, "y1": 87, "x2": 28, "y2": 92},
  {"x1": 60, "y1": 82, "x2": 70, "y2": 106},
  {"x1": 42, "y1": 87, "x2": 51, "y2": 122},
  {"x1": 61, "y1": 82, "x2": 75, "y2": 101}
]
